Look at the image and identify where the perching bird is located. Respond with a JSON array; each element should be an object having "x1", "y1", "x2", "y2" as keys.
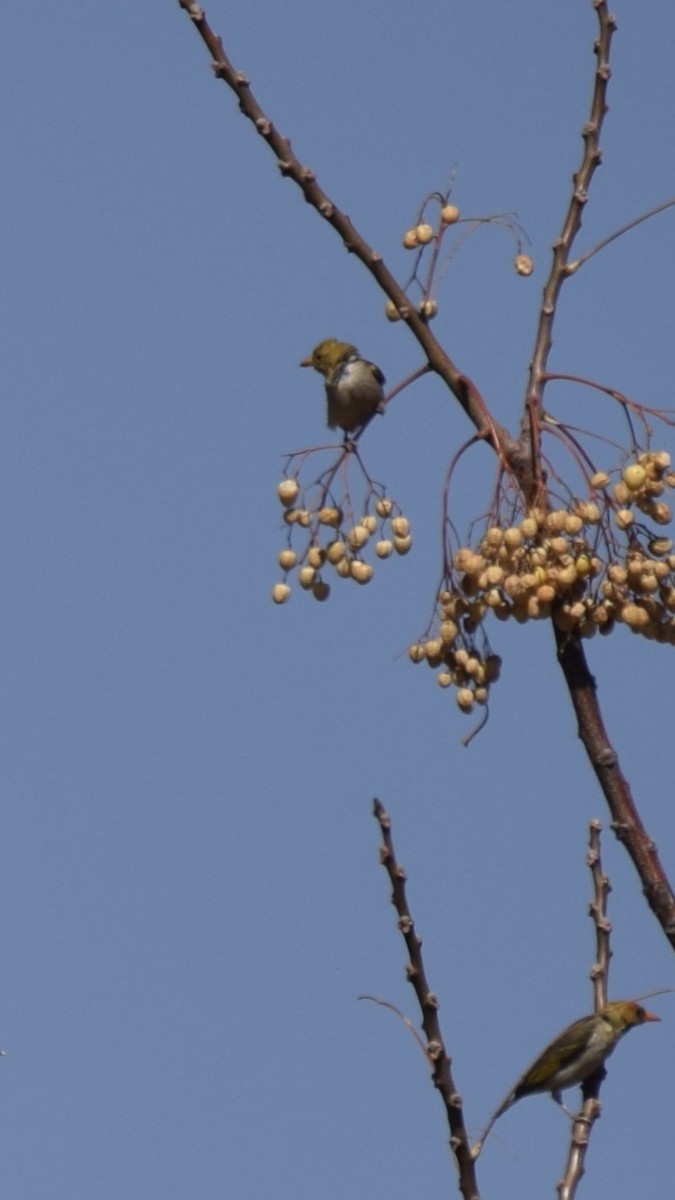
[
  {"x1": 474, "y1": 1000, "x2": 659, "y2": 1156},
  {"x1": 300, "y1": 339, "x2": 385, "y2": 434}
]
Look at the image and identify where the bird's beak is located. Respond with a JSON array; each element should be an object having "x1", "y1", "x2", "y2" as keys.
[
  {"x1": 643, "y1": 1011, "x2": 661, "y2": 1022},
  {"x1": 299, "y1": 356, "x2": 313, "y2": 368}
]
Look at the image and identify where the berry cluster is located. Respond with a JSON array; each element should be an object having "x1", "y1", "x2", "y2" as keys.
[
  {"x1": 409, "y1": 450, "x2": 675, "y2": 711},
  {"x1": 272, "y1": 479, "x2": 411, "y2": 605},
  {"x1": 408, "y1": 596, "x2": 502, "y2": 714}
]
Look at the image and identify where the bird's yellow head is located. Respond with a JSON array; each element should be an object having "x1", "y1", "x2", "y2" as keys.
[
  {"x1": 300, "y1": 339, "x2": 356, "y2": 377},
  {"x1": 602, "y1": 1000, "x2": 660, "y2": 1032}
]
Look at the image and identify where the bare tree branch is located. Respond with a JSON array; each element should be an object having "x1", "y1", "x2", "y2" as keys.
[
  {"x1": 526, "y1": 1, "x2": 616, "y2": 435},
  {"x1": 555, "y1": 629, "x2": 675, "y2": 948},
  {"x1": 372, "y1": 798, "x2": 480, "y2": 1200}
]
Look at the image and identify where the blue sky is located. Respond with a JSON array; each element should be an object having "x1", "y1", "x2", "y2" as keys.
[{"x1": 2, "y1": 3, "x2": 674, "y2": 1197}]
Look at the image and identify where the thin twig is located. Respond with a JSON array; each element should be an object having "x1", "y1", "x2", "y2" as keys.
[
  {"x1": 524, "y1": 2, "x2": 616, "y2": 441},
  {"x1": 372, "y1": 799, "x2": 480, "y2": 1200},
  {"x1": 587, "y1": 819, "x2": 612, "y2": 1009},
  {"x1": 567, "y1": 196, "x2": 675, "y2": 274},
  {"x1": 557, "y1": 821, "x2": 613, "y2": 1200}
]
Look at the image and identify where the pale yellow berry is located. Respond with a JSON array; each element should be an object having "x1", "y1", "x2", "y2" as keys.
[
  {"x1": 384, "y1": 300, "x2": 401, "y2": 323},
  {"x1": 576, "y1": 501, "x2": 601, "y2": 524},
  {"x1": 350, "y1": 560, "x2": 373, "y2": 584},
  {"x1": 375, "y1": 539, "x2": 393, "y2": 559},
  {"x1": 283, "y1": 509, "x2": 300, "y2": 525},
  {"x1": 334, "y1": 557, "x2": 352, "y2": 578},
  {"x1": 277, "y1": 479, "x2": 300, "y2": 507},
  {"x1": 626, "y1": 557, "x2": 644, "y2": 583},
  {"x1": 481, "y1": 565, "x2": 501, "y2": 587},
  {"x1": 389, "y1": 513, "x2": 410, "y2": 537},
  {"x1": 307, "y1": 545, "x2": 326, "y2": 569},
  {"x1": 639, "y1": 573, "x2": 659, "y2": 594},
  {"x1": 296, "y1": 509, "x2": 312, "y2": 528},
  {"x1": 615, "y1": 508, "x2": 634, "y2": 529},
  {"x1": 554, "y1": 562, "x2": 579, "y2": 588},
  {"x1": 402, "y1": 228, "x2": 419, "y2": 249},
  {"x1": 348, "y1": 524, "x2": 370, "y2": 550},
  {"x1": 418, "y1": 298, "x2": 438, "y2": 319},
  {"x1": 621, "y1": 603, "x2": 650, "y2": 629},
  {"x1": 651, "y1": 502, "x2": 672, "y2": 525},
  {"x1": 593, "y1": 603, "x2": 613, "y2": 626},
  {"x1": 528, "y1": 595, "x2": 546, "y2": 619},
  {"x1": 393, "y1": 535, "x2": 412, "y2": 555},
  {"x1": 474, "y1": 687, "x2": 488, "y2": 705},
  {"x1": 272, "y1": 583, "x2": 291, "y2": 604},
  {"x1": 318, "y1": 506, "x2": 342, "y2": 528},
  {"x1": 607, "y1": 565, "x2": 628, "y2": 586},
  {"x1": 376, "y1": 497, "x2": 394, "y2": 518},
  {"x1": 644, "y1": 479, "x2": 665, "y2": 497},
  {"x1": 312, "y1": 580, "x2": 330, "y2": 602},
  {"x1": 591, "y1": 471, "x2": 610, "y2": 489},
  {"x1": 485, "y1": 526, "x2": 504, "y2": 547},
  {"x1": 503, "y1": 574, "x2": 524, "y2": 598},
  {"x1": 425, "y1": 639, "x2": 443, "y2": 664},
  {"x1": 545, "y1": 510, "x2": 568, "y2": 533},
  {"x1": 652, "y1": 451, "x2": 671, "y2": 471},
  {"x1": 484, "y1": 588, "x2": 503, "y2": 609},
  {"x1": 514, "y1": 254, "x2": 534, "y2": 277},
  {"x1": 439, "y1": 619, "x2": 458, "y2": 643},
  {"x1": 416, "y1": 223, "x2": 434, "y2": 244},
  {"x1": 278, "y1": 548, "x2": 297, "y2": 571},
  {"x1": 520, "y1": 517, "x2": 538, "y2": 539},
  {"x1": 519, "y1": 571, "x2": 538, "y2": 592},
  {"x1": 361, "y1": 514, "x2": 378, "y2": 534},
  {"x1": 440, "y1": 204, "x2": 460, "y2": 224},
  {"x1": 649, "y1": 537, "x2": 673, "y2": 556},
  {"x1": 456, "y1": 688, "x2": 475, "y2": 712},
  {"x1": 623, "y1": 463, "x2": 647, "y2": 491},
  {"x1": 613, "y1": 481, "x2": 631, "y2": 505},
  {"x1": 504, "y1": 527, "x2": 524, "y2": 551},
  {"x1": 326, "y1": 539, "x2": 347, "y2": 565},
  {"x1": 437, "y1": 672, "x2": 452, "y2": 688},
  {"x1": 454, "y1": 547, "x2": 474, "y2": 571},
  {"x1": 408, "y1": 643, "x2": 426, "y2": 663},
  {"x1": 564, "y1": 514, "x2": 584, "y2": 535},
  {"x1": 298, "y1": 565, "x2": 316, "y2": 590}
]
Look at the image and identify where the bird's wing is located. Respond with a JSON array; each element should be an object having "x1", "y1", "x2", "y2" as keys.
[{"x1": 518, "y1": 1016, "x2": 592, "y2": 1089}]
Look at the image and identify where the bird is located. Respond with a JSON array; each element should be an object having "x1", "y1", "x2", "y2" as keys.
[
  {"x1": 473, "y1": 1000, "x2": 660, "y2": 1156},
  {"x1": 300, "y1": 339, "x2": 385, "y2": 434}
]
